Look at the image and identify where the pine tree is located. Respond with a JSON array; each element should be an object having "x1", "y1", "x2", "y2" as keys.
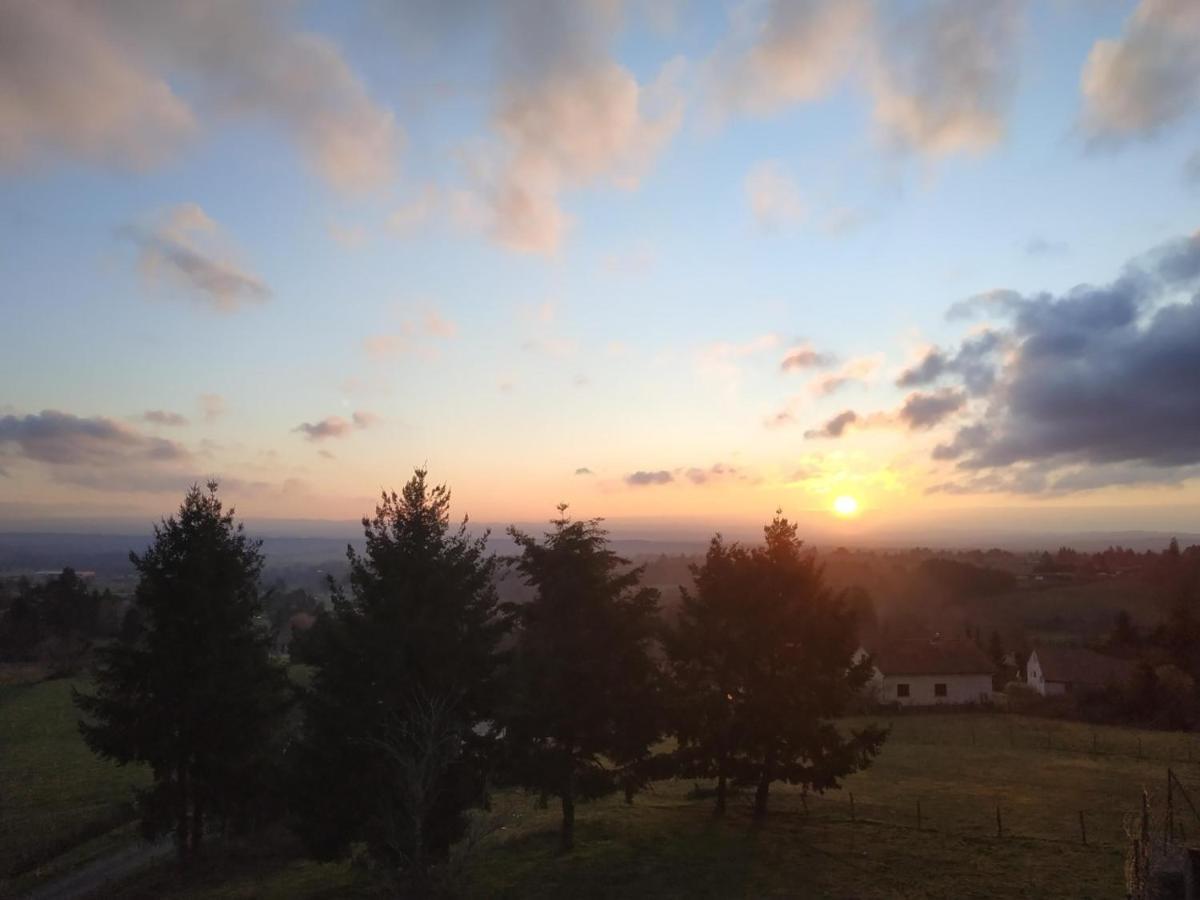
[
  {"x1": 662, "y1": 535, "x2": 747, "y2": 815},
  {"x1": 670, "y1": 513, "x2": 886, "y2": 818},
  {"x1": 500, "y1": 507, "x2": 662, "y2": 851},
  {"x1": 293, "y1": 470, "x2": 508, "y2": 881},
  {"x1": 74, "y1": 483, "x2": 289, "y2": 860}
]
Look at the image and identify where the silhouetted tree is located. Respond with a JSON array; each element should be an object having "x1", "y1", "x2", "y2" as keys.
[
  {"x1": 74, "y1": 483, "x2": 289, "y2": 861},
  {"x1": 987, "y1": 630, "x2": 1004, "y2": 668},
  {"x1": 677, "y1": 513, "x2": 887, "y2": 819},
  {"x1": 499, "y1": 507, "x2": 662, "y2": 851},
  {"x1": 1109, "y1": 609, "x2": 1140, "y2": 650},
  {"x1": 663, "y1": 536, "x2": 747, "y2": 815},
  {"x1": 293, "y1": 471, "x2": 508, "y2": 883}
]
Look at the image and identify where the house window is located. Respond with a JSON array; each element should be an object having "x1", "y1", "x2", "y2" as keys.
[
  {"x1": 934, "y1": 683, "x2": 947, "y2": 698},
  {"x1": 897, "y1": 683, "x2": 910, "y2": 698}
]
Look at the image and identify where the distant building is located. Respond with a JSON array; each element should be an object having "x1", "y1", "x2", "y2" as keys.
[
  {"x1": 1026, "y1": 646, "x2": 1137, "y2": 696},
  {"x1": 858, "y1": 639, "x2": 995, "y2": 707}
]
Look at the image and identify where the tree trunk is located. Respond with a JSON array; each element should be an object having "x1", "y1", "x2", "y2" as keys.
[
  {"x1": 754, "y1": 750, "x2": 775, "y2": 819},
  {"x1": 175, "y1": 763, "x2": 189, "y2": 862},
  {"x1": 560, "y1": 769, "x2": 576, "y2": 853},
  {"x1": 190, "y1": 784, "x2": 204, "y2": 857}
]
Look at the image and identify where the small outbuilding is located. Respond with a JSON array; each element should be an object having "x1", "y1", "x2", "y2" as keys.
[
  {"x1": 860, "y1": 639, "x2": 995, "y2": 707},
  {"x1": 1026, "y1": 646, "x2": 1136, "y2": 696}
]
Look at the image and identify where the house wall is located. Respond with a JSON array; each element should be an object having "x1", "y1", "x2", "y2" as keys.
[
  {"x1": 1026, "y1": 651, "x2": 1068, "y2": 696},
  {"x1": 870, "y1": 671, "x2": 993, "y2": 706}
]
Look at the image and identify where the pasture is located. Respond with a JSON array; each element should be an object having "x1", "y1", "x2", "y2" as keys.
[
  {"x1": 101, "y1": 712, "x2": 1200, "y2": 899},
  {"x1": 0, "y1": 676, "x2": 148, "y2": 897}
]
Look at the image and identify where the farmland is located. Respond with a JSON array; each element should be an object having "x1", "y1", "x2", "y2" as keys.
[{"x1": 19, "y1": 711, "x2": 1191, "y2": 899}]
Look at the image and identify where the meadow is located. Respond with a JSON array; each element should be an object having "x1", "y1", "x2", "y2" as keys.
[
  {"x1": 0, "y1": 676, "x2": 149, "y2": 897},
  {"x1": 12, "y1": 710, "x2": 1183, "y2": 899}
]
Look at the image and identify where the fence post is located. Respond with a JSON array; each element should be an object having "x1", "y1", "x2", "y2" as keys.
[
  {"x1": 1079, "y1": 810, "x2": 1087, "y2": 845},
  {"x1": 1167, "y1": 769, "x2": 1175, "y2": 846},
  {"x1": 849, "y1": 791, "x2": 856, "y2": 824},
  {"x1": 996, "y1": 804, "x2": 1003, "y2": 838}
]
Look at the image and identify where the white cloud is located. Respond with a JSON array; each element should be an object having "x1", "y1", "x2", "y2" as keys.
[
  {"x1": 0, "y1": 2, "x2": 399, "y2": 189},
  {"x1": 1080, "y1": 0, "x2": 1200, "y2": 139}
]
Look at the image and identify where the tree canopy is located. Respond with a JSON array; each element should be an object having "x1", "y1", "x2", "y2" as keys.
[
  {"x1": 74, "y1": 482, "x2": 289, "y2": 860},
  {"x1": 293, "y1": 470, "x2": 508, "y2": 880},
  {"x1": 500, "y1": 507, "x2": 662, "y2": 851}
]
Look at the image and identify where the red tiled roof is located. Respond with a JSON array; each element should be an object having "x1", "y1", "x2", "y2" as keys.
[
  {"x1": 868, "y1": 640, "x2": 995, "y2": 676},
  {"x1": 1033, "y1": 646, "x2": 1137, "y2": 687}
]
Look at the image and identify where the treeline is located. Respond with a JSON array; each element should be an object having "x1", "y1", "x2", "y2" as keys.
[
  {"x1": 0, "y1": 569, "x2": 128, "y2": 673},
  {"x1": 72, "y1": 474, "x2": 885, "y2": 891}
]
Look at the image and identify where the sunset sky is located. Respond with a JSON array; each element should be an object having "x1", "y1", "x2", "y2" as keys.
[{"x1": 2, "y1": 0, "x2": 1199, "y2": 536}]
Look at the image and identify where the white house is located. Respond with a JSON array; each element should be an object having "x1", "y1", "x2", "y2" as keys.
[
  {"x1": 860, "y1": 639, "x2": 995, "y2": 707},
  {"x1": 1026, "y1": 646, "x2": 1136, "y2": 696}
]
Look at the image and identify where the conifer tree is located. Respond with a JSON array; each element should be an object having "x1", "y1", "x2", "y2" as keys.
[
  {"x1": 74, "y1": 483, "x2": 288, "y2": 860},
  {"x1": 500, "y1": 507, "x2": 662, "y2": 851},
  {"x1": 293, "y1": 470, "x2": 507, "y2": 881},
  {"x1": 667, "y1": 513, "x2": 886, "y2": 818}
]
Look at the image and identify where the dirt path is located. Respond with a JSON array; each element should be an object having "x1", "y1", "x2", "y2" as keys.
[{"x1": 21, "y1": 838, "x2": 172, "y2": 900}]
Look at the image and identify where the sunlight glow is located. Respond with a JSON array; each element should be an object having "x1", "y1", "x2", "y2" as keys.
[{"x1": 832, "y1": 495, "x2": 860, "y2": 518}]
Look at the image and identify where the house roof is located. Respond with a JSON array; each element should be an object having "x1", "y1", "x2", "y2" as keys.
[
  {"x1": 1032, "y1": 646, "x2": 1137, "y2": 687},
  {"x1": 868, "y1": 640, "x2": 995, "y2": 677}
]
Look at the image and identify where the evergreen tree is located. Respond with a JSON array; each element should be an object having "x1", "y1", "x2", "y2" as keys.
[
  {"x1": 987, "y1": 630, "x2": 1005, "y2": 668},
  {"x1": 293, "y1": 470, "x2": 507, "y2": 881},
  {"x1": 662, "y1": 536, "x2": 747, "y2": 815},
  {"x1": 671, "y1": 513, "x2": 886, "y2": 818},
  {"x1": 500, "y1": 507, "x2": 662, "y2": 851},
  {"x1": 74, "y1": 483, "x2": 289, "y2": 860}
]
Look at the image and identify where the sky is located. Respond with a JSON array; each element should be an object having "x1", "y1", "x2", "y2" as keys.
[{"x1": 1, "y1": 0, "x2": 1199, "y2": 538}]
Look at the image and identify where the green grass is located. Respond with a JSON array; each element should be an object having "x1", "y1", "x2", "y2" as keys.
[
  {"x1": 0, "y1": 677, "x2": 148, "y2": 891},
  {"x1": 105, "y1": 712, "x2": 1199, "y2": 899}
]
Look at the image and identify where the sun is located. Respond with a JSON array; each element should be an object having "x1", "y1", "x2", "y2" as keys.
[{"x1": 832, "y1": 495, "x2": 860, "y2": 518}]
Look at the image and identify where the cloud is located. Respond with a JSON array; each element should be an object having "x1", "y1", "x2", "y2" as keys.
[
  {"x1": 388, "y1": 186, "x2": 440, "y2": 236},
  {"x1": 1025, "y1": 236, "x2": 1069, "y2": 257},
  {"x1": 625, "y1": 469, "x2": 674, "y2": 486},
  {"x1": 809, "y1": 354, "x2": 882, "y2": 396},
  {"x1": 1186, "y1": 149, "x2": 1200, "y2": 184},
  {"x1": 363, "y1": 309, "x2": 458, "y2": 358},
  {"x1": 898, "y1": 389, "x2": 966, "y2": 430},
  {"x1": 0, "y1": 410, "x2": 189, "y2": 468},
  {"x1": 781, "y1": 344, "x2": 837, "y2": 371},
  {"x1": 682, "y1": 463, "x2": 750, "y2": 486},
  {"x1": 125, "y1": 204, "x2": 269, "y2": 312},
  {"x1": 0, "y1": 2, "x2": 398, "y2": 189},
  {"x1": 1080, "y1": 0, "x2": 1200, "y2": 140},
  {"x1": 696, "y1": 333, "x2": 781, "y2": 385},
  {"x1": 745, "y1": 160, "x2": 804, "y2": 230},
  {"x1": 866, "y1": 0, "x2": 1023, "y2": 156},
  {"x1": 465, "y1": 4, "x2": 685, "y2": 253},
  {"x1": 896, "y1": 329, "x2": 1002, "y2": 395},
  {"x1": 708, "y1": 0, "x2": 870, "y2": 117},
  {"x1": 294, "y1": 410, "x2": 379, "y2": 441},
  {"x1": 575, "y1": 467, "x2": 593, "y2": 475},
  {"x1": 930, "y1": 230, "x2": 1200, "y2": 491},
  {"x1": 199, "y1": 394, "x2": 226, "y2": 422},
  {"x1": 805, "y1": 410, "x2": 859, "y2": 439},
  {"x1": 707, "y1": 0, "x2": 1020, "y2": 158},
  {"x1": 143, "y1": 410, "x2": 188, "y2": 427}
]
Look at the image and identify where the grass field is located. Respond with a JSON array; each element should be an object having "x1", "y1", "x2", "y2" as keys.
[
  {"x1": 0, "y1": 676, "x2": 148, "y2": 895},
  {"x1": 95, "y1": 711, "x2": 1200, "y2": 899}
]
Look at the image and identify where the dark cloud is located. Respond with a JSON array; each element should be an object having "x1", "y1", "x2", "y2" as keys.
[
  {"x1": 897, "y1": 330, "x2": 1002, "y2": 394},
  {"x1": 574, "y1": 467, "x2": 593, "y2": 475},
  {"x1": 0, "y1": 410, "x2": 188, "y2": 467},
  {"x1": 143, "y1": 409, "x2": 188, "y2": 427},
  {"x1": 898, "y1": 389, "x2": 966, "y2": 430},
  {"x1": 804, "y1": 410, "x2": 858, "y2": 439},
  {"x1": 294, "y1": 410, "x2": 378, "y2": 441},
  {"x1": 127, "y1": 225, "x2": 270, "y2": 311},
  {"x1": 780, "y1": 345, "x2": 836, "y2": 371},
  {"x1": 625, "y1": 470, "x2": 674, "y2": 486},
  {"x1": 683, "y1": 463, "x2": 747, "y2": 485},
  {"x1": 932, "y1": 231, "x2": 1200, "y2": 490}
]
